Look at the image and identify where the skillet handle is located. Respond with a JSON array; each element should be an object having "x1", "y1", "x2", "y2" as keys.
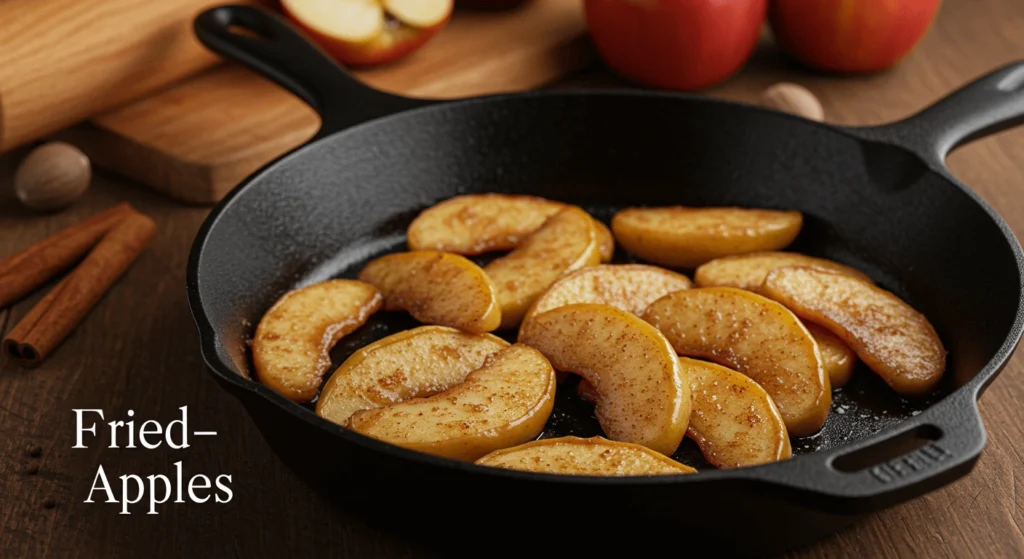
[
  {"x1": 860, "y1": 61, "x2": 1024, "y2": 162},
  {"x1": 749, "y1": 392, "x2": 986, "y2": 513},
  {"x1": 194, "y1": 5, "x2": 426, "y2": 140}
]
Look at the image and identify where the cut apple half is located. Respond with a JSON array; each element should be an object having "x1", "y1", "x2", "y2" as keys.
[
  {"x1": 475, "y1": 436, "x2": 697, "y2": 476},
  {"x1": 384, "y1": 0, "x2": 452, "y2": 28},
  {"x1": 282, "y1": 0, "x2": 384, "y2": 43}
]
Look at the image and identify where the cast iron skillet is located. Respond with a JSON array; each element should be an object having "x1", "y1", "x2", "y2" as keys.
[{"x1": 187, "y1": 5, "x2": 1024, "y2": 556}]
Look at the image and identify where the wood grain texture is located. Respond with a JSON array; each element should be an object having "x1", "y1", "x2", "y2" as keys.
[
  {"x1": 1, "y1": 0, "x2": 1023, "y2": 557},
  {"x1": 71, "y1": 2, "x2": 593, "y2": 205},
  {"x1": 0, "y1": 0, "x2": 262, "y2": 153}
]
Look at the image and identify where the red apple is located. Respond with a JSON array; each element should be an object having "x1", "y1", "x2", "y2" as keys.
[
  {"x1": 769, "y1": 0, "x2": 941, "y2": 73},
  {"x1": 583, "y1": 0, "x2": 768, "y2": 91},
  {"x1": 282, "y1": 0, "x2": 452, "y2": 66}
]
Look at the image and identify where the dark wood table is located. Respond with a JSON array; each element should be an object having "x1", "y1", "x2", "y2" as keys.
[{"x1": 2, "y1": 0, "x2": 1023, "y2": 556}]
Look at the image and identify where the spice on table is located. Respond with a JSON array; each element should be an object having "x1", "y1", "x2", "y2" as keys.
[
  {"x1": 0, "y1": 203, "x2": 132, "y2": 309},
  {"x1": 2, "y1": 208, "x2": 156, "y2": 367},
  {"x1": 13, "y1": 142, "x2": 92, "y2": 211},
  {"x1": 759, "y1": 82, "x2": 825, "y2": 122}
]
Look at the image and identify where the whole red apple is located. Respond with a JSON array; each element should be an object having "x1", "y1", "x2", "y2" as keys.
[
  {"x1": 583, "y1": 0, "x2": 768, "y2": 91},
  {"x1": 769, "y1": 0, "x2": 941, "y2": 73}
]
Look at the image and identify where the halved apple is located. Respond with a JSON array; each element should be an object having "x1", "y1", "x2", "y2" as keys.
[
  {"x1": 358, "y1": 250, "x2": 501, "y2": 333},
  {"x1": 642, "y1": 287, "x2": 830, "y2": 437},
  {"x1": 281, "y1": 0, "x2": 452, "y2": 67},
  {"x1": 806, "y1": 321, "x2": 857, "y2": 388},
  {"x1": 348, "y1": 344, "x2": 555, "y2": 461},
  {"x1": 520, "y1": 264, "x2": 691, "y2": 333},
  {"x1": 475, "y1": 436, "x2": 696, "y2": 476},
  {"x1": 519, "y1": 303, "x2": 689, "y2": 455},
  {"x1": 485, "y1": 207, "x2": 601, "y2": 329},
  {"x1": 694, "y1": 251, "x2": 873, "y2": 292},
  {"x1": 682, "y1": 357, "x2": 791, "y2": 468},
  {"x1": 612, "y1": 206, "x2": 803, "y2": 268},
  {"x1": 762, "y1": 267, "x2": 946, "y2": 396},
  {"x1": 407, "y1": 194, "x2": 614, "y2": 261},
  {"x1": 316, "y1": 325, "x2": 508, "y2": 425},
  {"x1": 252, "y1": 279, "x2": 382, "y2": 402}
]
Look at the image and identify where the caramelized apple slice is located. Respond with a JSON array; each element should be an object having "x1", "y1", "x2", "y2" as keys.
[
  {"x1": 485, "y1": 208, "x2": 601, "y2": 329},
  {"x1": 519, "y1": 304, "x2": 689, "y2": 455},
  {"x1": 348, "y1": 344, "x2": 555, "y2": 461},
  {"x1": 806, "y1": 321, "x2": 857, "y2": 388},
  {"x1": 475, "y1": 436, "x2": 696, "y2": 475},
  {"x1": 358, "y1": 251, "x2": 500, "y2": 333},
  {"x1": 612, "y1": 206, "x2": 803, "y2": 268},
  {"x1": 252, "y1": 280, "x2": 382, "y2": 403},
  {"x1": 694, "y1": 251, "x2": 873, "y2": 292},
  {"x1": 763, "y1": 267, "x2": 946, "y2": 395},
  {"x1": 316, "y1": 326, "x2": 508, "y2": 425},
  {"x1": 643, "y1": 287, "x2": 829, "y2": 437},
  {"x1": 593, "y1": 219, "x2": 615, "y2": 262},
  {"x1": 681, "y1": 358, "x2": 791, "y2": 468}
]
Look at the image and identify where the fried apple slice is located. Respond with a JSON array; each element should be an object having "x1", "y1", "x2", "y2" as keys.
[
  {"x1": 762, "y1": 267, "x2": 946, "y2": 396},
  {"x1": 316, "y1": 326, "x2": 508, "y2": 425},
  {"x1": 485, "y1": 207, "x2": 601, "y2": 329},
  {"x1": 681, "y1": 358, "x2": 791, "y2": 468},
  {"x1": 642, "y1": 287, "x2": 829, "y2": 437},
  {"x1": 348, "y1": 344, "x2": 555, "y2": 461},
  {"x1": 475, "y1": 436, "x2": 696, "y2": 475},
  {"x1": 252, "y1": 280, "x2": 382, "y2": 403},
  {"x1": 406, "y1": 194, "x2": 614, "y2": 261},
  {"x1": 358, "y1": 251, "x2": 500, "y2": 333},
  {"x1": 520, "y1": 264, "x2": 692, "y2": 334},
  {"x1": 519, "y1": 304, "x2": 689, "y2": 455},
  {"x1": 806, "y1": 322, "x2": 857, "y2": 388},
  {"x1": 694, "y1": 251, "x2": 873, "y2": 292},
  {"x1": 612, "y1": 206, "x2": 803, "y2": 268}
]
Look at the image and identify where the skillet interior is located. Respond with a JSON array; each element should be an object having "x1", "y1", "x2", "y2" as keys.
[{"x1": 193, "y1": 92, "x2": 1021, "y2": 468}]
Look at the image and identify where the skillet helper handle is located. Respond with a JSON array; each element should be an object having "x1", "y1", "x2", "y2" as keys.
[
  {"x1": 872, "y1": 61, "x2": 1024, "y2": 161},
  {"x1": 194, "y1": 5, "x2": 422, "y2": 139}
]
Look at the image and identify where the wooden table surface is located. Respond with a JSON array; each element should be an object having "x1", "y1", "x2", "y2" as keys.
[{"x1": 2, "y1": 0, "x2": 1022, "y2": 557}]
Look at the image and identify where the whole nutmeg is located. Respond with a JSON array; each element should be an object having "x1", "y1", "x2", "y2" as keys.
[
  {"x1": 760, "y1": 83, "x2": 825, "y2": 122},
  {"x1": 13, "y1": 142, "x2": 91, "y2": 211}
]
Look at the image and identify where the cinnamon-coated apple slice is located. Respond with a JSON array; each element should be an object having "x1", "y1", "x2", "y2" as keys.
[
  {"x1": 252, "y1": 279, "x2": 382, "y2": 403},
  {"x1": 485, "y1": 207, "x2": 601, "y2": 329},
  {"x1": 316, "y1": 326, "x2": 508, "y2": 426},
  {"x1": 612, "y1": 206, "x2": 803, "y2": 268},
  {"x1": 358, "y1": 251, "x2": 500, "y2": 333},
  {"x1": 806, "y1": 321, "x2": 857, "y2": 388},
  {"x1": 519, "y1": 304, "x2": 689, "y2": 455},
  {"x1": 348, "y1": 344, "x2": 555, "y2": 461},
  {"x1": 762, "y1": 267, "x2": 946, "y2": 396},
  {"x1": 694, "y1": 251, "x2": 873, "y2": 292},
  {"x1": 475, "y1": 436, "x2": 696, "y2": 476},
  {"x1": 643, "y1": 287, "x2": 830, "y2": 437}
]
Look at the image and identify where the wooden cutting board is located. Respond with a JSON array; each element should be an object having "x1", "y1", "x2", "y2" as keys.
[{"x1": 62, "y1": 2, "x2": 594, "y2": 205}]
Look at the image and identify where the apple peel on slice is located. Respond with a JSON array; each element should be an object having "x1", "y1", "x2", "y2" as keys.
[
  {"x1": 612, "y1": 206, "x2": 803, "y2": 268},
  {"x1": 252, "y1": 279, "x2": 382, "y2": 403},
  {"x1": 348, "y1": 344, "x2": 555, "y2": 461},
  {"x1": 762, "y1": 266, "x2": 946, "y2": 396},
  {"x1": 519, "y1": 303, "x2": 689, "y2": 455},
  {"x1": 694, "y1": 251, "x2": 873, "y2": 292},
  {"x1": 316, "y1": 326, "x2": 508, "y2": 426},
  {"x1": 485, "y1": 207, "x2": 601, "y2": 329},
  {"x1": 643, "y1": 287, "x2": 830, "y2": 437},
  {"x1": 475, "y1": 436, "x2": 696, "y2": 476},
  {"x1": 358, "y1": 250, "x2": 501, "y2": 333},
  {"x1": 806, "y1": 321, "x2": 857, "y2": 388}
]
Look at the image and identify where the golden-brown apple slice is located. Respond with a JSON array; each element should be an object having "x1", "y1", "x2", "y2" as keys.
[
  {"x1": 681, "y1": 358, "x2": 791, "y2": 468},
  {"x1": 316, "y1": 326, "x2": 508, "y2": 425},
  {"x1": 358, "y1": 251, "x2": 500, "y2": 333},
  {"x1": 519, "y1": 304, "x2": 689, "y2": 455},
  {"x1": 806, "y1": 321, "x2": 857, "y2": 388},
  {"x1": 252, "y1": 280, "x2": 382, "y2": 403},
  {"x1": 694, "y1": 251, "x2": 873, "y2": 291},
  {"x1": 643, "y1": 287, "x2": 829, "y2": 437},
  {"x1": 612, "y1": 206, "x2": 803, "y2": 268},
  {"x1": 520, "y1": 264, "x2": 691, "y2": 333},
  {"x1": 485, "y1": 208, "x2": 601, "y2": 329},
  {"x1": 762, "y1": 267, "x2": 946, "y2": 396},
  {"x1": 593, "y1": 219, "x2": 615, "y2": 262},
  {"x1": 475, "y1": 436, "x2": 696, "y2": 475},
  {"x1": 348, "y1": 344, "x2": 555, "y2": 461}
]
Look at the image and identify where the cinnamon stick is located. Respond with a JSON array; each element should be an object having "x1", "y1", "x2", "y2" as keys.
[
  {"x1": 3, "y1": 209, "x2": 157, "y2": 366},
  {"x1": 0, "y1": 202, "x2": 133, "y2": 309}
]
